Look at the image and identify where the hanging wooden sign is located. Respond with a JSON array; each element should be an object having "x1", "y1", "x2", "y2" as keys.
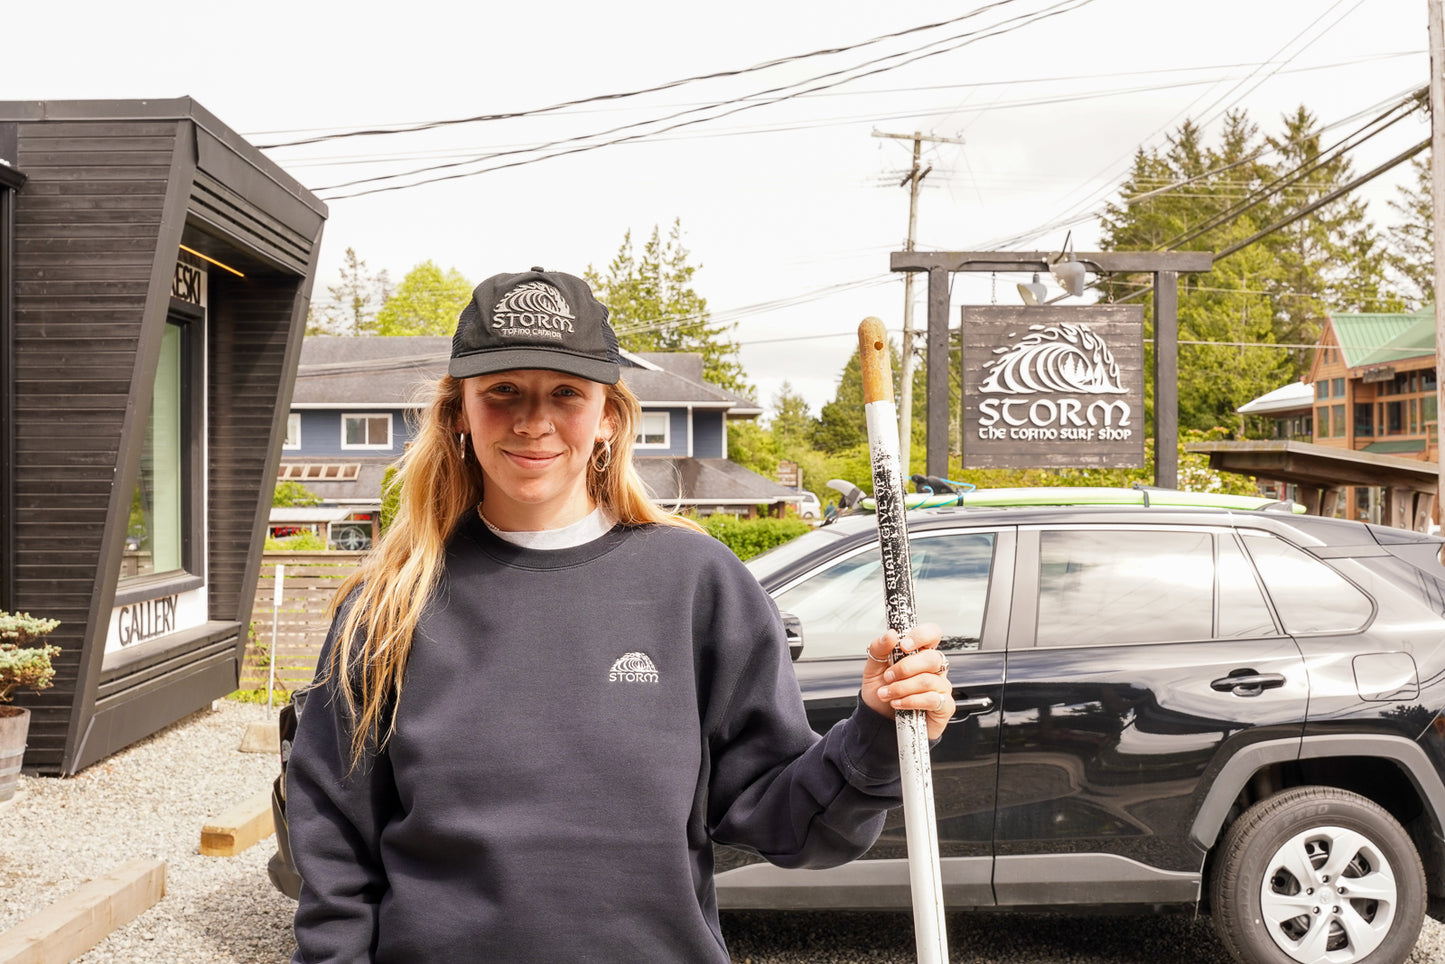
[{"x1": 961, "y1": 305, "x2": 1145, "y2": 469}]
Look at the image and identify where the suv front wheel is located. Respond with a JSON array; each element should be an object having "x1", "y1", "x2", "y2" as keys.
[{"x1": 1210, "y1": 786, "x2": 1426, "y2": 964}]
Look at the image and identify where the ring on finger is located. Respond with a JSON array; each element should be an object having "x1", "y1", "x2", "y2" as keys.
[
  {"x1": 937, "y1": 653, "x2": 950, "y2": 675},
  {"x1": 865, "y1": 650, "x2": 889, "y2": 665}
]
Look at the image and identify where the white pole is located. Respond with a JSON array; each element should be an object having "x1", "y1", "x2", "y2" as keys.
[
  {"x1": 269, "y1": 563, "x2": 283, "y2": 715},
  {"x1": 858, "y1": 317, "x2": 949, "y2": 963}
]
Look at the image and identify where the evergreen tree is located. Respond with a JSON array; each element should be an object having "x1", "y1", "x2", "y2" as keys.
[
  {"x1": 1099, "y1": 106, "x2": 1407, "y2": 435},
  {"x1": 308, "y1": 248, "x2": 392, "y2": 335},
  {"x1": 374, "y1": 261, "x2": 473, "y2": 336},
  {"x1": 585, "y1": 220, "x2": 752, "y2": 396},
  {"x1": 1387, "y1": 152, "x2": 1433, "y2": 306},
  {"x1": 769, "y1": 381, "x2": 813, "y2": 450}
]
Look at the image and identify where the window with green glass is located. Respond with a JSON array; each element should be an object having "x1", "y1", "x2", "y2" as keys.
[{"x1": 126, "y1": 323, "x2": 186, "y2": 579}]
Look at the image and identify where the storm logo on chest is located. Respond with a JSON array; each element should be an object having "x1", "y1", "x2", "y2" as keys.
[{"x1": 608, "y1": 651, "x2": 660, "y2": 683}]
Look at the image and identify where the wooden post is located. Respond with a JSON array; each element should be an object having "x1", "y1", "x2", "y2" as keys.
[
  {"x1": 1154, "y1": 271, "x2": 1179, "y2": 488},
  {"x1": 1430, "y1": 0, "x2": 1445, "y2": 526}
]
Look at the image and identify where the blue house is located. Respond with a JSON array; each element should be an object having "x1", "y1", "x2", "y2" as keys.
[{"x1": 274, "y1": 336, "x2": 799, "y2": 547}]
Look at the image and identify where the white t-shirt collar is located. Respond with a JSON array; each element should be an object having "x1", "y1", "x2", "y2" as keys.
[{"x1": 479, "y1": 506, "x2": 617, "y2": 549}]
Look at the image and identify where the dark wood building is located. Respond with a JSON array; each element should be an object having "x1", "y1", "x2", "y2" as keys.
[{"x1": 0, "y1": 99, "x2": 326, "y2": 774}]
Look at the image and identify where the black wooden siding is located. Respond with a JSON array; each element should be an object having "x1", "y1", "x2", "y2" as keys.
[
  {"x1": 3, "y1": 101, "x2": 325, "y2": 774},
  {"x1": 10, "y1": 120, "x2": 180, "y2": 772}
]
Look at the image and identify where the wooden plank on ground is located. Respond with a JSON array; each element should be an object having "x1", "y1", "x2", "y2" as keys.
[
  {"x1": 199, "y1": 790, "x2": 275, "y2": 857},
  {"x1": 0, "y1": 857, "x2": 166, "y2": 964}
]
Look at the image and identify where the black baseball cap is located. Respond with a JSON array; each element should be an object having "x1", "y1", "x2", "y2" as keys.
[{"x1": 449, "y1": 267, "x2": 622, "y2": 384}]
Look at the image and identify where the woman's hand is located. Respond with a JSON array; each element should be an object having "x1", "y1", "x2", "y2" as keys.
[{"x1": 860, "y1": 623, "x2": 953, "y2": 741}]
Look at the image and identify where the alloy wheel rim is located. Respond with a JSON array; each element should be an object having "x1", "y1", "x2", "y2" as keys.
[{"x1": 1258, "y1": 825, "x2": 1397, "y2": 963}]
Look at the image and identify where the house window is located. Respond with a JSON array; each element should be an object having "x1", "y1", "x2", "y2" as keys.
[
  {"x1": 342, "y1": 413, "x2": 392, "y2": 449},
  {"x1": 1316, "y1": 382, "x2": 1329, "y2": 400},
  {"x1": 284, "y1": 412, "x2": 301, "y2": 449},
  {"x1": 120, "y1": 311, "x2": 202, "y2": 591},
  {"x1": 1353, "y1": 403, "x2": 1373, "y2": 437},
  {"x1": 1331, "y1": 377, "x2": 1345, "y2": 397},
  {"x1": 1386, "y1": 400, "x2": 1403, "y2": 434},
  {"x1": 635, "y1": 411, "x2": 669, "y2": 448},
  {"x1": 1331, "y1": 404, "x2": 1345, "y2": 437},
  {"x1": 1315, "y1": 407, "x2": 1329, "y2": 438}
]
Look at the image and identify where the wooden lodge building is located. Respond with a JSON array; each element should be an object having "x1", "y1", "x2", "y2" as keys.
[
  {"x1": 0, "y1": 100, "x2": 327, "y2": 775},
  {"x1": 1192, "y1": 306, "x2": 1440, "y2": 531}
]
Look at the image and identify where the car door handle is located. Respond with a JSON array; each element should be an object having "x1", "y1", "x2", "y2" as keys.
[
  {"x1": 1210, "y1": 672, "x2": 1287, "y2": 696},
  {"x1": 951, "y1": 690, "x2": 994, "y2": 718}
]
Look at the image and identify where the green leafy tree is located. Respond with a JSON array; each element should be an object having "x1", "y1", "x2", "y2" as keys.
[
  {"x1": 1387, "y1": 151, "x2": 1433, "y2": 306},
  {"x1": 374, "y1": 261, "x2": 473, "y2": 336},
  {"x1": 308, "y1": 247, "x2": 391, "y2": 336},
  {"x1": 585, "y1": 220, "x2": 752, "y2": 396},
  {"x1": 273, "y1": 481, "x2": 322, "y2": 507}
]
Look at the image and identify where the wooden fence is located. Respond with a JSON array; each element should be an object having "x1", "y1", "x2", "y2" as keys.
[{"x1": 241, "y1": 551, "x2": 363, "y2": 692}]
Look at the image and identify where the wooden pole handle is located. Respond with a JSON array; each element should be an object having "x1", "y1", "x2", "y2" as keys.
[{"x1": 858, "y1": 317, "x2": 893, "y2": 404}]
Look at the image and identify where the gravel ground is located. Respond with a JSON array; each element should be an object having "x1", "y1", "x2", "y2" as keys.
[{"x1": 1, "y1": 701, "x2": 1442, "y2": 963}]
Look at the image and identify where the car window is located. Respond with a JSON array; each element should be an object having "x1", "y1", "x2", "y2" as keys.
[
  {"x1": 1239, "y1": 530, "x2": 1374, "y2": 633},
  {"x1": 1036, "y1": 528, "x2": 1265, "y2": 647},
  {"x1": 773, "y1": 532, "x2": 995, "y2": 660},
  {"x1": 1216, "y1": 534, "x2": 1278, "y2": 637}
]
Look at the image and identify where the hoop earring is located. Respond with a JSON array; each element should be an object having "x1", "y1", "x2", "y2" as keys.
[{"x1": 591, "y1": 438, "x2": 612, "y2": 474}]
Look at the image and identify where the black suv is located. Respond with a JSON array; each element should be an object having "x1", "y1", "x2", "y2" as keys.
[{"x1": 270, "y1": 488, "x2": 1445, "y2": 964}]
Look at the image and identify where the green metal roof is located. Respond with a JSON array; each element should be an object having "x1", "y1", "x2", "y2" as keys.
[
  {"x1": 1331, "y1": 306, "x2": 1434, "y2": 368},
  {"x1": 1360, "y1": 438, "x2": 1427, "y2": 454}
]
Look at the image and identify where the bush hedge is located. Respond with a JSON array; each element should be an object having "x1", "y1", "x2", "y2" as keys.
[{"x1": 699, "y1": 514, "x2": 812, "y2": 561}]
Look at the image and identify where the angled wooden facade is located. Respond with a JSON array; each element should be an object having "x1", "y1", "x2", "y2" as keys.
[{"x1": 0, "y1": 99, "x2": 326, "y2": 774}]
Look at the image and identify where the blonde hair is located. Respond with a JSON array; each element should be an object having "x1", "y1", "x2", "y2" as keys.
[{"x1": 323, "y1": 374, "x2": 700, "y2": 768}]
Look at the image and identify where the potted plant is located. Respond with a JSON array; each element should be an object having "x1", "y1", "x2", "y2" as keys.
[{"x1": 0, "y1": 611, "x2": 60, "y2": 803}]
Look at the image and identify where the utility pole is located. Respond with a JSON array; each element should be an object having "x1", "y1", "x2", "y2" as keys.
[
  {"x1": 1431, "y1": 0, "x2": 1444, "y2": 528},
  {"x1": 874, "y1": 130, "x2": 965, "y2": 476}
]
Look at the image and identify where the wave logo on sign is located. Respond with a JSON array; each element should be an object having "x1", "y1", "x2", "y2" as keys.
[{"x1": 980, "y1": 323, "x2": 1127, "y2": 395}]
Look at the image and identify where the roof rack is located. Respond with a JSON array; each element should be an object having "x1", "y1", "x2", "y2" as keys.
[{"x1": 847, "y1": 484, "x2": 1305, "y2": 515}]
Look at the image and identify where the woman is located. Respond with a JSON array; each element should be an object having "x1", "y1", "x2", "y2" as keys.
[{"x1": 288, "y1": 268, "x2": 955, "y2": 963}]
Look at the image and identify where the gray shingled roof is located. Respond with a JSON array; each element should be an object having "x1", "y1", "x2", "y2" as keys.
[
  {"x1": 292, "y1": 337, "x2": 760, "y2": 414},
  {"x1": 292, "y1": 336, "x2": 450, "y2": 406}
]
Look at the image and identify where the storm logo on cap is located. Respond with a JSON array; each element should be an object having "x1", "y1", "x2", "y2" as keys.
[{"x1": 491, "y1": 282, "x2": 576, "y2": 339}]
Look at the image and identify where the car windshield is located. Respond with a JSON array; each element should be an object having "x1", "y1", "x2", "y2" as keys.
[{"x1": 744, "y1": 527, "x2": 848, "y2": 580}]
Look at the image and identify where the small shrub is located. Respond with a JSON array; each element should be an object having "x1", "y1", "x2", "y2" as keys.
[
  {"x1": 0, "y1": 611, "x2": 61, "y2": 702},
  {"x1": 699, "y1": 514, "x2": 812, "y2": 561},
  {"x1": 265, "y1": 530, "x2": 329, "y2": 551}
]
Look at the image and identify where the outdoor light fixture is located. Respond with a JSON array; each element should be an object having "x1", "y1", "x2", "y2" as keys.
[
  {"x1": 1018, "y1": 231, "x2": 1092, "y2": 306},
  {"x1": 1049, "y1": 230, "x2": 1085, "y2": 297},
  {"x1": 1017, "y1": 273, "x2": 1048, "y2": 306},
  {"x1": 1051, "y1": 259, "x2": 1086, "y2": 297}
]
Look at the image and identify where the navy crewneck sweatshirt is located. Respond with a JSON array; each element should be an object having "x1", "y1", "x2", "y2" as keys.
[{"x1": 289, "y1": 518, "x2": 904, "y2": 962}]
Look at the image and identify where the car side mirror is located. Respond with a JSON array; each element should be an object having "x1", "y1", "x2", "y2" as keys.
[{"x1": 781, "y1": 612, "x2": 804, "y2": 661}]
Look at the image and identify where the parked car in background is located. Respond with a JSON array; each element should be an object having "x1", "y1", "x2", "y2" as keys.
[
  {"x1": 270, "y1": 487, "x2": 1445, "y2": 964},
  {"x1": 792, "y1": 490, "x2": 821, "y2": 521}
]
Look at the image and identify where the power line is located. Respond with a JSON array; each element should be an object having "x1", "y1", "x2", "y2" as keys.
[
  {"x1": 259, "y1": 2, "x2": 1027, "y2": 150},
  {"x1": 316, "y1": 0, "x2": 1099, "y2": 199}
]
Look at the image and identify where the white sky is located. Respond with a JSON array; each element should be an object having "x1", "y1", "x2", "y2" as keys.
[{"x1": 1, "y1": 0, "x2": 1430, "y2": 416}]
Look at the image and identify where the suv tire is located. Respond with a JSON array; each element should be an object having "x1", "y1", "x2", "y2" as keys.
[{"x1": 1210, "y1": 785, "x2": 1426, "y2": 964}]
